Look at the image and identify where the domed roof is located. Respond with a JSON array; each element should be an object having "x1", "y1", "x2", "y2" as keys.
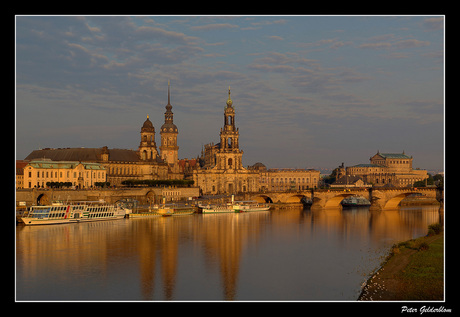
[{"x1": 141, "y1": 115, "x2": 155, "y2": 132}]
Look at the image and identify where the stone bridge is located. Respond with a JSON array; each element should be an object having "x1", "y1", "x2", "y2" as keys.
[{"x1": 248, "y1": 187, "x2": 442, "y2": 211}]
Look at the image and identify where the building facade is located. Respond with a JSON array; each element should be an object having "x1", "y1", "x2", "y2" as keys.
[
  {"x1": 23, "y1": 159, "x2": 106, "y2": 189},
  {"x1": 193, "y1": 88, "x2": 260, "y2": 195},
  {"x1": 259, "y1": 168, "x2": 320, "y2": 191},
  {"x1": 22, "y1": 84, "x2": 321, "y2": 193},
  {"x1": 193, "y1": 88, "x2": 320, "y2": 195},
  {"x1": 345, "y1": 151, "x2": 428, "y2": 187},
  {"x1": 23, "y1": 83, "x2": 179, "y2": 187}
]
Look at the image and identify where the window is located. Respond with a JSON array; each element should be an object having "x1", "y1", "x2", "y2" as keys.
[{"x1": 228, "y1": 158, "x2": 233, "y2": 167}]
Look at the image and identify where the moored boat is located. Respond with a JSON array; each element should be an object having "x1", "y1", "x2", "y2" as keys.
[
  {"x1": 20, "y1": 201, "x2": 128, "y2": 226},
  {"x1": 232, "y1": 201, "x2": 271, "y2": 212},
  {"x1": 128, "y1": 204, "x2": 194, "y2": 218},
  {"x1": 201, "y1": 196, "x2": 270, "y2": 214}
]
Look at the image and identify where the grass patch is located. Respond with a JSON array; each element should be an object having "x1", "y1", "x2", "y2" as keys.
[{"x1": 396, "y1": 235, "x2": 444, "y2": 300}]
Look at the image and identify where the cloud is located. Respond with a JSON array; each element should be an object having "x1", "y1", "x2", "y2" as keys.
[
  {"x1": 135, "y1": 26, "x2": 198, "y2": 44},
  {"x1": 422, "y1": 17, "x2": 444, "y2": 31},
  {"x1": 190, "y1": 23, "x2": 239, "y2": 31},
  {"x1": 268, "y1": 35, "x2": 284, "y2": 41},
  {"x1": 359, "y1": 38, "x2": 430, "y2": 50},
  {"x1": 359, "y1": 42, "x2": 392, "y2": 50},
  {"x1": 393, "y1": 39, "x2": 430, "y2": 49}
]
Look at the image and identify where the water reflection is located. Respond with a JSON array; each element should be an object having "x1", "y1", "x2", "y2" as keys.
[{"x1": 16, "y1": 206, "x2": 441, "y2": 301}]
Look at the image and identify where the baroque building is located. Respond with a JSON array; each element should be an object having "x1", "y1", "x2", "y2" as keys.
[
  {"x1": 345, "y1": 151, "x2": 428, "y2": 187},
  {"x1": 23, "y1": 83, "x2": 176, "y2": 188},
  {"x1": 193, "y1": 88, "x2": 321, "y2": 195},
  {"x1": 21, "y1": 84, "x2": 320, "y2": 192},
  {"x1": 193, "y1": 88, "x2": 260, "y2": 194}
]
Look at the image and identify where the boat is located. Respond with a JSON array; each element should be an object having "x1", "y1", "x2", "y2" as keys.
[
  {"x1": 341, "y1": 196, "x2": 371, "y2": 207},
  {"x1": 19, "y1": 201, "x2": 128, "y2": 226},
  {"x1": 128, "y1": 204, "x2": 195, "y2": 218},
  {"x1": 201, "y1": 196, "x2": 270, "y2": 214},
  {"x1": 201, "y1": 203, "x2": 235, "y2": 214},
  {"x1": 232, "y1": 201, "x2": 271, "y2": 213}
]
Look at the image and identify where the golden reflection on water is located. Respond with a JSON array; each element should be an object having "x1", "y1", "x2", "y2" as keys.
[{"x1": 16, "y1": 206, "x2": 441, "y2": 301}]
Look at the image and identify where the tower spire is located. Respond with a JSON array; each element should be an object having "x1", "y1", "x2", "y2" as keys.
[
  {"x1": 168, "y1": 80, "x2": 171, "y2": 105},
  {"x1": 226, "y1": 86, "x2": 233, "y2": 107}
]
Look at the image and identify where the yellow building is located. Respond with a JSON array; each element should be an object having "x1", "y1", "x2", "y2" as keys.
[
  {"x1": 23, "y1": 159, "x2": 106, "y2": 189},
  {"x1": 346, "y1": 151, "x2": 428, "y2": 187},
  {"x1": 21, "y1": 84, "x2": 322, "y2": 193},
  {"x1": 259, "y1": 168, "x2": 320, "y2": 191},
  {"x1": 193, "y1": 88, "x2": 260, "y2": 195}
]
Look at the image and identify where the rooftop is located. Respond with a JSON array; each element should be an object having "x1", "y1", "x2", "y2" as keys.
[
  {"x1": 26, "y1": 160, "x2": 105, "y2": 170},
  {"x1": 378, "y1": 152, "x2": 412, "y2": 159}
]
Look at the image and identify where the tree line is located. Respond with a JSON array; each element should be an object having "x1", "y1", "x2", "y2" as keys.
[{"x1": 121, "y1": 179, "x2": 195, "y2": 187}]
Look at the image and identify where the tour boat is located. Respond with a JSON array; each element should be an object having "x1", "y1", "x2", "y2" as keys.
[
  {"x1": 19, "y1": 201, "x2": 128, "y2": 226},
  {"x1": 232, "y1": 201, "x2": 271, "y2": 213},
  {"x1": 200, "y1": 204, "x2": 236, "y2": 214},
  {"x1": 201, "y1": 196, "x2": 270, "y2": 214},
  {"x1": 128, "y1": 204, "x2": 195, "y2": 218}
]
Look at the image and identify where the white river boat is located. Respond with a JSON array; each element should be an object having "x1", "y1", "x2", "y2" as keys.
[
  {"x1": 201, "y1": 196, "x2": 270, "y2": 214},
  {"x1": 19, "y1": 201, "x2": 129, "y2": 226}
]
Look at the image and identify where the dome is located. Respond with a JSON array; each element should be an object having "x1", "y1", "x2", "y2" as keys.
[{"x1": 141, "y1": 115, "x2": 155, "y2": 132}]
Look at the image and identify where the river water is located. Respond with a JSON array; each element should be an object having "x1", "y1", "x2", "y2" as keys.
[{"x1": 16, "y1": 205, "x2": 441, "y2": 301}]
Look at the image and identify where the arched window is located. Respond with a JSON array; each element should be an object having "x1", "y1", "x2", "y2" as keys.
[
  {"x1": 228, "y1": 158, "x2": 233, "y2": 167},
  {"x1": 228, "y1": 137, "x2": 232, "y2": 148}
]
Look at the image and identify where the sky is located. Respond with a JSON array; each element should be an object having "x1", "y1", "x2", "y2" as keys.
[{"x1": 15, "y1": 15, "x2": 444, "y2": 172}]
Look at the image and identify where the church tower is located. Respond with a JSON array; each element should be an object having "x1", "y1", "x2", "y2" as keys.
[
  {"x1": 139, "y1": 115, "x2": 158, "y2": 161},
  {"x1": 216, "y1": 87, "x2": 243, "y2": 170},
  {"x1": 160, "y1": 81, "x2": 179, "y2": 165}
]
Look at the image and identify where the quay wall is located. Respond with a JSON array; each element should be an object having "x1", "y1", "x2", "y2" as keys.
[{"x1": 16, "y1": 187, "x2": 200, "y2": 206}]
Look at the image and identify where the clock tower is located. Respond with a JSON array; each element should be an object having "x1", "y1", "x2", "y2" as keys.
[
  {"x1": 159, "y1": 81, "x2": 179, "y2": 165},
  {"x1": 216, "y1": 87, "x2": 243, "y2": 170}
]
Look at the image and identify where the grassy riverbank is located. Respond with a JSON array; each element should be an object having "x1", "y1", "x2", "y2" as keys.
[{"x1": 358, "y1": 225, "x2": 444, "y2": 301}]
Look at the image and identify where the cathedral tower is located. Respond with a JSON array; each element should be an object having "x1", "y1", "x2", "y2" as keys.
[
  {"x1": 216, "y1": 87, "x2": 243, "y2": 170},
  {"x1": 160, "y1": 81, "x2": 179, "y2": 165},
  {"x1": 139, "y1": 115, "x2": 158, "y2": 161}
]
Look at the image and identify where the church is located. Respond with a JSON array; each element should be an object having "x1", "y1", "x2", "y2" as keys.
[
  {"x1": 24, "y1": 82, "x2": 182, "y2": 187},
  {"x1": 192, "y1": 88, "x2": 260, "y2": 194},
  {"x1": 22, "y1": 83, "x2": 321, "y2": 193}
]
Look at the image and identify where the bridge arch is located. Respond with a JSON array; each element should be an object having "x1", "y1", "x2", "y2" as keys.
[
  {"x1": 36, "y1": 193, "x2": 50, "y2": 205},
  {"x1": 382, "y1": 193, "x2": 414, "y2": 209},
  {"x1": 252, "y1": 195, "x2": 273, "y2": 203},
  {"x1": 323, "y1": 193, "x2": 356, "y2": 208},
  {"x1": 285, "y1": 194, "x2": 307, "y2": 204}
]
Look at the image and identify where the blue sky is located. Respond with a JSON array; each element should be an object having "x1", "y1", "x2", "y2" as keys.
[{"x1": 16, "y1": 15, "x2": 444, "y2": 171}]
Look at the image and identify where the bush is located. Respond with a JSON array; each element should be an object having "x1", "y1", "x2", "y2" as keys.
[
  {"x1": 418, "y1": 242, "x2": 429, "y2": 251},
  {"x1": 121, "y1": 179, "x2": 195, "y2": 187},
  {"x1": 428, "y1": 223, "x2": 443, "y2": 236}
]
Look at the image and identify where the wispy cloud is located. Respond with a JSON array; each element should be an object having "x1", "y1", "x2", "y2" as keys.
[
  {"x1": 190, "y1": 23, "x2": 239, "y2": 31},
  {"x1": 422, "y1": 17, "x2": 444, "y2": 31},
  {"x1": 359, "y1": 38, "x2": 430, "y2": 50}
]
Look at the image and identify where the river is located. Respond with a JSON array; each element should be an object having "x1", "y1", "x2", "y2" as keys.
[{"x1": 16, "y1": 205, "x2": 441, "y2": 301}]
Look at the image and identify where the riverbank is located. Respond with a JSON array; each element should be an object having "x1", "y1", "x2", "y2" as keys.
[{"x1": 358, "y1": 230, "x2": 444, "y2": 301}]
